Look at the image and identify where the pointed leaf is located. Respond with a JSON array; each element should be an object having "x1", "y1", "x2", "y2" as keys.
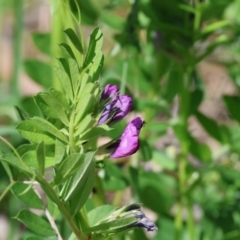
[
  {"x1": 69, "y1": 161, "x2": 95, "y2": 216},
  {"x1": 80, "y1": 125, "x2": 111, "y2": 142},
  {"x1": 84, "y1": 28, "x2": 103, "y2": 68},
  {"x1": 64, "y1": 151, "x2": 95, "y2": 201},
  {"x1": 54, "y1": 153, "x2": 84, "y2": 185},
  {"x1": 36, "y1": 141, "x2": 45, "y2": 175},
  {"x1": 16, "y1": 122, "x2": 54, "y2": 145},
  {"x1": 49, "y1": 88, "x2": 69, "y2": 111},
  {"x1": 74, "y1": 115, "x2": 94, "y2": 137},
  {"x1": 11, "y1": 182, "x2": 44, "y2": 209},
  {"x1": 85, "y1": 216, "x2": 136, "y2": 233},
  {"x1": 15, "y1": 210, "x2": 55, "y2": 237},
  {"x1": 60, "y1": 43, "x2": 77, "y2": 60},
  {"x1": 32, "y1": 117, "x2": 68, "y2": 143},
  {"x1": 22, "y1": 150, "x2": 54, "y2": 169},
  {"x1": 74, "y1": 93, "x2": 95, "y2": 124},
  {"x1": 36, "y1": 92, "x2": 69, "y2": 125},
  {"x1": 0, "y1": 153, "x2": 32, "y2": 173},
  {"x1": 34, "y1": 94, "x2": 58, "y2": 119},
  {"x1": 88, "y1": 205, "x2": 115, "y2": 226},
  {"x1": 68, "y1": 58, "x2": 79, "y2": 95},
  {"x1": 55, "y1": 65, "x2": 73, "y2": 102},
  {"x1": 64, "y1": 28, "x2": 83, "y2": 54},
  {"x1": 55, "y1": 138, "x2": 66, "y2": 164}
]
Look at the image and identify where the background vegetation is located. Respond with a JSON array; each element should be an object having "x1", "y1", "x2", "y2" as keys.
[{"x1": 1, "y1": 0, "x2": 240, "y2": 239}]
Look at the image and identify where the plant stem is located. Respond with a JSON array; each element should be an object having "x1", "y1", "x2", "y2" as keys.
[
  {"x1": 0, "y1": 182, "x2": 14, "y2": 202},
  {"x1": 45, "y1": 209, "x2": 63, "y2": 240},
  {"x1": 174, "y1": 67, "x2": 194, "y2": 240},
  {"x1": 39, "y1": 176, "x2": 87, "y2": 240},
  {"x1": 11, "y1": 0, "x2": 23, "y2": 101},
  {"x1": 187, "y1": 201, "x2": 195, "y2": 240}
]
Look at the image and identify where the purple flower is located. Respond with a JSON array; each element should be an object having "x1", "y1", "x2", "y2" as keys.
[
  {"x1": 98, "y1": 95, "x2": 132, "y2": 126},
  {"x1": 101, "y1": 84, "x2": 119, "y2": 101},
  {"x1": 109, "y1": 117, "x2": 144, "y2": 158}
]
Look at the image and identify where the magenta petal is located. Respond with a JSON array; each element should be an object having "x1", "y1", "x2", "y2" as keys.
[
  {"x1": 110, "y1": 117, "x2": 144, "y2": 158},
  {"x1": 101, "y1": 84, "x2": 119, "y2": 100},
  {"x1": 97, "y1": 104, "x2": 111, "y2": 125},
  {"x1": 98, "y1": 95, "x2": 132, "y2": 126},
  {"x1": 111, "y1": 95, "x2": 132, "y2": 124}
]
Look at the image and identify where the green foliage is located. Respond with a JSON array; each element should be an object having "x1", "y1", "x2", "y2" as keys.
[{"x1": 2, "y1": 0, "x2": 240, "y2": 240}]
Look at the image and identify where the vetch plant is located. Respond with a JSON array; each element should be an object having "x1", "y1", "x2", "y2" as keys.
[{"x1": 0, "y1": 27, "x2": 157, "y2": 240}]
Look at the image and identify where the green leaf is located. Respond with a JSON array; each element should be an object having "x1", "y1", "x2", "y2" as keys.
[
  {"x1": 54, "y1": 153, "x2": 84, "y2": 185},
  {"x1": 15, "y1": 210, "x2": 55, "y2": 236},
  {"x1": 55, "y1": 64, "x2": 74, "y2": 102},
  {"x1": 32, "y1": 32, "x2": 50, "y2": 55},
  {"x1": 34, "y1": 95, "x2": 58, "y2": 119},
  {"x1": 47, "y1": 197, "x2": 61, "y2": 220},
  {"x1": 86, "y1": 216, "x2": 136, "y2": 233},
  {"x1": 11, "y1": 182, "x2": 44, "y2": 209},
  {"x1": 22, "y1": 150, "x2": 54, "y2": 169},
  {"x1": 68, "y1": 58, "x2": 79, "y2": 96},
  {"x1": 49, "y1": 88, "x2": 69, "y2": 111},
  {"x1": 80, "y1": 125, "x2": 111, "y2": 142},
  {"x1": 55, "y1": 138, "x2": 66, "y2": 164},
  {"x1": 16, "y1": 122, "x2": 54, "y2": 145},
  {"x1": 64, "y1": 28, "x2": 83, "y2": 54},
  {"x1": 35, "y1": 92, "x2": 69, "y2": 125},
  {"x1": 74, "y1": 93, "x2": 95, "y2": 125},
  {"x1": 0, "y1": 153, "x2": 32, "y2": 173},
  {"x1": 69, "y1": 162, "x2": 95, "y2": 216},
  {"x1": 16, "y1": 117, "x2": 68, "y2": 145},
  {"x1": 60, "y1": 43, "x2": 77, "y2": 61},
  {"x1": 74, "y1": 115, "x2": 95, "y2": 137},
  {"x1": 88, "y1": 205, "x2": 115, "y2": 227},
  {"x1": 84, "y1": 28, "x2": 103, "y2": 68},
  {"x1": 88, "y1": 52, "x2": 104, "y2": 81},
  {"x1": 36, "y1": 141, "x2": 45, "y2": 175},
  {"x1": 224, "y1": 95, "x2": 240, "y2": 123},
  {"x1": 195, "y1": 111, "x2": 227, "y2": 143},
  {"x1": 17, "y1": 144, "x2": 37, "y2": 156},
  {"x1": 24, "y1": 60, "x2": 52, "y2": 88},
  {"x1": 64, "y1": 151, "x2": 95, "y2": 201}
]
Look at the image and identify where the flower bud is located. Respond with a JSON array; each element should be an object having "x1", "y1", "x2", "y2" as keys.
[
  {"x1": 101, "y1": 84, "x2": 119, "y2": 101},
  {"x1": 98, "y1": 95, "x2": 132, "y2": 126}
]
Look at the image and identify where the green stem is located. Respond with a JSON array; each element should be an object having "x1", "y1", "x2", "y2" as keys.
[
  {"x1": 39, "y1": 176, "x2": 87, "y2": 240},
  {"x1": 12, "y1": 0, "x2": 23, "y2": 100},
  {"x1": 0, "y1": 182, "x2": 14, "y2": 202},
  {"x1": 174, "y1": 67, "x2": 194, "y2": 240},
  {"x1": 69, "y1": 112, "x2": 78, "y2": 152},
  {"x1": 187, "y1": 201, "x2": 195, "y2": 240}
]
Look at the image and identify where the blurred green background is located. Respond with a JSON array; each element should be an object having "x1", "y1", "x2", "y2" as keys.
[{"x1": 1, "y1": 0, "x2": 240, "y2": 239}]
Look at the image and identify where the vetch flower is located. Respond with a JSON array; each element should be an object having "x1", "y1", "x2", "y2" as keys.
[
  {"x1": 101, "y1": 84, "x2": 119, "y2": 101},
  {"x1": 108, "y1": 117, "x2": 144, "y2": 158},
  {"x1": 132, "y1": 212, "x2": 158, "y2": 231},
  {"x1": 98, "y1": 95, "x2": 132, "y2": 126},
  {"x1": 87, "y1": 203, "x2": 157, "y2": 238}
]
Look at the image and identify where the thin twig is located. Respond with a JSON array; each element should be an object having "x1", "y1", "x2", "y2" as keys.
[{"x1": 45, "y1": 209, "x2": 63, "y2": 240}]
